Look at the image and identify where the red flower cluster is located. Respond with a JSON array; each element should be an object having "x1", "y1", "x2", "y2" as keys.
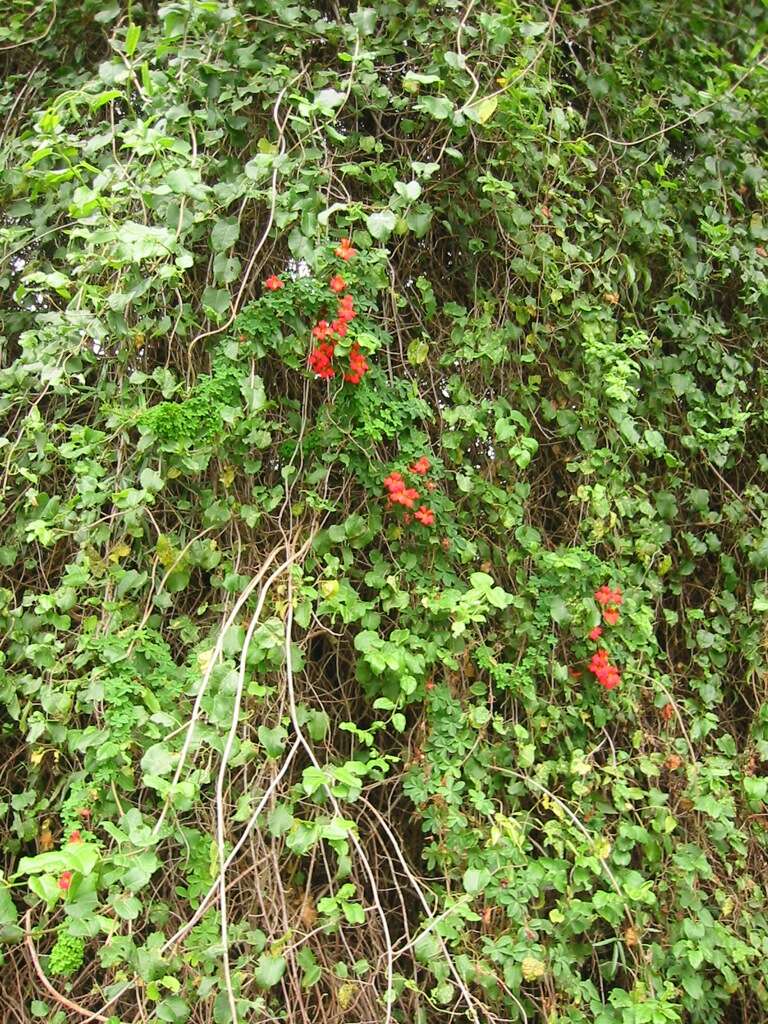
[
  {"x1": 588, "y1": 649, "x2": 621, "y2": 690},
  {"x1": 384, "y1": 472, "x2": 419, "y2": 509},
  {"x1": 595, "y1": 584, "x2": 622, "y2": 626},
  {"x1": 335, "y1": 237, "x2": 355, "y2": 261},
  {"x1": 306, "y1": 253, "x2": 368, "y2": 384},
  {"x1": 345, "y1": 342, "x2": 369, "y2": 384},
  {"x1": 383, "y1": 458, "x2": 435, "y2": 527},
  {"x1": 308, "y1": 342, "x2": 335, "y2": 379},
  {"x1": 264, "y1": 275, "x2": 284, "y2": 291},
  {"x1": 59, "y1": 871, "x2": 73, "y2": 891},
  {"x1": 584, "y1": 582, "x2": 624, "y2": 689}
]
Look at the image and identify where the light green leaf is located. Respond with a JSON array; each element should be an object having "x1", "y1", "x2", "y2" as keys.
[
  {"x1": 254, "y1": 954, "x2": 287, "y2": 989},
  {"x1": 315, "y1": 88, "x2": 345, "y2": 110},
  {"x1": 258, "y1": 724, "x2": 287, "y2": 758},
  {"x1": 125, "y1": 24, "x2": 141, "y2": 57},
  {"x1": 210, "y1": 218, "x2": 240, "y2": 252},
  {"x1": 407, "y1": 339, "x2": 429, "y2": 365},
  {"x1": 462, "y1": 867, "x2": 490, "y2": 894},
  {"x1": 350, "y1": 8, "x2": 376, "y2": 34},
  {"x1": 366, "y1": 209, "x2": 397, "y2": 241},
  {"x1": 418, "y1": 95, "x2": 454, "y2": 120},
  {"x1": 140, "y1": 467, "x2": 164, "y2": 493}
]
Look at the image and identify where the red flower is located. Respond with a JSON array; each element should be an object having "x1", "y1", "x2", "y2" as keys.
[
  {"x1": 425, "y1": 480, "x2": 436, "y2": 492},
  {"x1": 264, "y1": 275, "x2": 284, "y2": 291},
  {"x1": 335, "y1": 237, "x2": 355, "y2": 261},
  {"x1": 410, "y1": 456, "x2": 431, "y2": 476},
  {"x1": 312, "y1": 320, "x2": 332, "y2": 341},
  {"x1": 68, "y1": 830, "x2": 82, "y2": 844},
  {"x1": 384, "y1": 471, "x2": 405, "y2": 493},
  {"x1": 595, "y1": 584, "x2": 622, "y2": 607},
  {"x1": 603, "y1": 608, "x2": 620, "y2": 626},
  {"x1": 390, "y1": 487, "x2": 419, "y2": 509},
  {"x1": 58, "y1": 871, "x2": 73, "y2": 891},
  {"x1": 414, "y1": 506, "x2": 435, "y2": 526},
  {"x1": 661, "y1": 703, "x2": 674, "y2": 723},
  {"x1": 588, "y1": 626, "x2": 602, "y2": 640},
  {"x1": 308, "y1": 342, "x2": 335, "y2": 379},
  {"x1": 344, "y1": 342, "x2": 369, "y2": 384},
  {"x1": 329, "y1": 275, "x2": 347, "y2": 293},
  {"x1": 588, "y1": 648, "x2": 621, "y2": 690},
  {"x1": 331, "y1": 318, "x2": 348, "y2": 338},
  {"x1": 337, "y1": 295, "x2": 356, "y2": 322},
  {"x1": 78, "y1": 808, "x2": 91, "y2": 820}
]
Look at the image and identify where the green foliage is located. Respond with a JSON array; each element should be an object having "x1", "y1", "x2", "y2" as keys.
[
  {"x1": 2, "y1": 1, "x2": 768, "y2": 1022},
  {"x1": 48, "y1": 931, "x2": 85, "y2": 977}
]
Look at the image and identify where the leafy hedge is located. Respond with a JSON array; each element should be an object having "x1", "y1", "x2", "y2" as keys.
[{"x1": 2, "y1": 2, "x2": 768, "y2": 1023}]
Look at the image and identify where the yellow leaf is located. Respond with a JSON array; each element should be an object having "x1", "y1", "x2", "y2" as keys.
[
  {"x1": 156, "y1": 535, "x2": 178, "y2": 567},
  {"x1": 108, "y1": 542, "x2": 131, "y2": 563},
  {"x1": 593, "y1": 837, "x2": 612, "y2": 859},
  {"x1": 521, "y1": 956, "x2": 545, "y2": 982},
  {"x1": 197, "y1": 649, "x2": 215, "y2": 674},
  {"x1": 338, "y1": 983, "x2": 356, "y2": 1010},
  {"x1": 464, "y1": 95, "x2": 498, "y2": 125},
  {"x1": 221, "y1": 466, "x2": 235, "y2": 488}
]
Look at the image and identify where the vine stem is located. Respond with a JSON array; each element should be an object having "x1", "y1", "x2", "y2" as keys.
[
  {"x1": 152, "y1": 544, "x2": 283, "y2": 836},
  {"x1": 216, "y1": 534, "x2": 314, "y2": 1024},
  {"x1": 283, "y1": 544, "x2": 396, "y2": 1024}
]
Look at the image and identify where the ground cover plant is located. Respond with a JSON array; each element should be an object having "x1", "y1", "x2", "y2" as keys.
[{"x1": 2, "y1": 1, "x2": 768, "y2": 1022}]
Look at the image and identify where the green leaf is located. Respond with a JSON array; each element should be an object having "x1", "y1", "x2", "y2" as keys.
[
  {"x1": 268, "y1": 803, "x2": 294, "y2": 837},
  {"x1": 350, "y1": 8, "x2": 377, "y2": 34},
  {"x1": 210, "y1": 218, "x2": 240, "y2": 252},
  {"x1": 366, "y1": 209, "x2": 397, "y2": 241},
  {"x1": 315, "y1": 88, "x2": 345, "y2": 110},
  {"x1": 125, "y1": 24, "x2": 141, "y2": 57},
  {"x1": 549, "y1": 596, "x2": 570, "y2": 625},
  {"x1": 254, "y1": 954, "x2": 287, "y2": 989},
  {"x1": 258, "y1": 724, "x2": 287, "y2": 758},
  {"x1": 140, "y1": 467, "x2": 164, "y2": 493},
  {"x1": 18, "y1": 843, "x2": 100, "y2": 878},
  {"x1": 306, "y1": 709, "x2": 330, "y2": 742},
  {"x1": 407, "y1": 339, "x2": 429, "y2": 365},
  {"x1": 109, "y1": 891, "x2": 143, "y2": 920},
  {"x1": 156, "y1": 996, "x2": 190, "y2": 1023},
  {"x1": 462, "y1": 867, "x2": 490, "y2": 894},
  {"x1": 418, "y1": 96, "x2": 454, "y2": 120},
  {"x1": 140, "y1": 743, "x2": 177, "y2": 777}
]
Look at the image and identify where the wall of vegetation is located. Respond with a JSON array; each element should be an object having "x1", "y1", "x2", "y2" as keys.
[{"x1": 2, "y1": 1, "x2": 768, "y2": 1022}]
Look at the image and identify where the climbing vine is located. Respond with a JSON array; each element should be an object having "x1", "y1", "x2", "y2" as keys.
[{"x1": 2, "y1": 2, "x2": 768, "y2": 1023}]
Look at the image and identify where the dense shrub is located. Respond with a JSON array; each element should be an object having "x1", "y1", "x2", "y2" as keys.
[{"x1": 1, "y1": 2, "x2": 768, "y2": 1022}]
